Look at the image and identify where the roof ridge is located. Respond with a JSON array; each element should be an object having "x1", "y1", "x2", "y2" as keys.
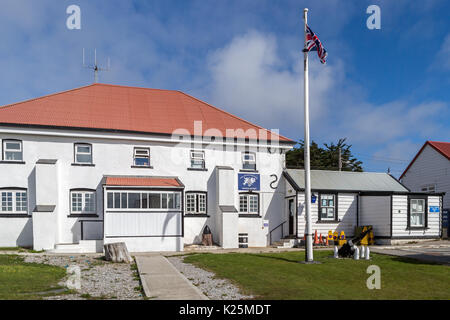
[{"x1": 178, "y1": 91, "x2": 290, "y2": 142}]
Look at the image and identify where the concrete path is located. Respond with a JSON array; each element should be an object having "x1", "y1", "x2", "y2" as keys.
[
  {"x1": 135, "y1": 255, "x2": 208, "y2": 300},
  {"x1": 371, "y1": 246, "x2": 450, "y2": 266}
]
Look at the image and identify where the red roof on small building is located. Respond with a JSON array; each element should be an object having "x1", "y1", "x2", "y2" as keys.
[
  {"x1": 400, "y1": 141, "x2": 450, "y2": 179},
  {"x1": 105, "y1": 176, "x2": 183, "y2": 188},
  {"x1": 0, "y1": 83, "x2": 292, "y2": 143}
]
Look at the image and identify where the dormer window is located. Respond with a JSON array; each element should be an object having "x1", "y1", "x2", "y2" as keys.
[{"x1": 2, "y1": 140, "x2": 23, "y2": 162}]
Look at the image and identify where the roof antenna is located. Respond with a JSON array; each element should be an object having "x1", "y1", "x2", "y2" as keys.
[{"x1": 83, "y1": 48, "x2": 111, "y2": 83}]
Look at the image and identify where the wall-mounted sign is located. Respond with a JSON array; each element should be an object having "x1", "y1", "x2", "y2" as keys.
[
  {"x1": 238, "y1": 173, "x2": 260, "y2": 191},
  {"x1": 311, "y1": 195, "x2": 317, "y2": 203},
  {"x1": 429, "y1": 206, "x2": 440, "y2": 213}
]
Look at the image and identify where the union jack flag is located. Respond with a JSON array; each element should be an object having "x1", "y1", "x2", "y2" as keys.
[{"x1": 305, "y1": 25, "x2": 327, "y2": 64}]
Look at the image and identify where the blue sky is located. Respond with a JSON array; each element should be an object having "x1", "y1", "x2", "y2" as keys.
[{"x1": 0, "y1": 0, "x2": 449, "y2": 176}]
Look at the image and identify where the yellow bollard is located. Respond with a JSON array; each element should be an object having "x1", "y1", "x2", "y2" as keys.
[{"x1": 338, "y1": 231, "x2": 347, "y2": 246}]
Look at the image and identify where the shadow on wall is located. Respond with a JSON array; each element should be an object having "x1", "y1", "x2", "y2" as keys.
[
  {"x1": 265, "y1": 175, "x2": 287, "y2": 245},
  {"x1": 207, "y1": 169, "x2": 217, "y2": 245},
  {"x1": 16, "y1": 219, "x2": 33, "y2": 247}
]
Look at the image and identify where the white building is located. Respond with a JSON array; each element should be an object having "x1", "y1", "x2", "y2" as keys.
[
  {"x1": 283, "y1": 169, "x2": 444, "y2": 244},
  {"x1": 400, "y1": 141, "x2": 450, "y2": 210},
  {"x1": 0, "y1": 83, "x2": 295, "y2": 252}
]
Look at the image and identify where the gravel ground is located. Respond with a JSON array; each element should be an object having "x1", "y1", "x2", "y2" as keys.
[
  {"x1": 168, "y1": 256, "x2": 253, "y2": 300},
  {"x1": 24, "y1": 255, "x2": 144, "y2": 300}
]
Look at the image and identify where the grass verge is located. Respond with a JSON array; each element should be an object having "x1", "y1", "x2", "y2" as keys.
[
  {"x1": 184, "y1": 250, "x2": 450, "y2": 300},
  {"x1": 0, "y1": 255, "x2": 68, "y2": 300}
]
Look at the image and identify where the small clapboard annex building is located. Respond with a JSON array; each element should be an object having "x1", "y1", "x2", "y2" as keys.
[
  {"x1": 0, "y1": 83, "x2": 295, "y2": 252},
  {"x1": 282, "y1": 169, "x2": 444, "y2": 244}
]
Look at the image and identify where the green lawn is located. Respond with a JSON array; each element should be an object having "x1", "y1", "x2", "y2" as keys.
[
  {"x1": 0, "y1": 255, "x2": 68, "y2": 300},
  {"x1": 184, "y1": 251, "x2": 450, "y2": 300}
]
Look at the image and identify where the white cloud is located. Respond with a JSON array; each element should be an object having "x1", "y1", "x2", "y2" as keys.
[
  {"x1": 202, "y1": 30, "x2": 448, "y2": 171},
  {"x1": 436, "y1": 34, "x2": 450, "y2": 70},
  {"x1": 205, "y1": 30, "x2": 339, "y2": 130}
]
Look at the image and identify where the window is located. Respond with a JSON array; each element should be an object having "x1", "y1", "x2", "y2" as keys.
[
  {"x1": 319, "y1": 194, "x2": 336, "y2": 220},
  {"x1": 70, "y1": 190, "x2": 96, "y2": 214},
  {"x1": 106, "y1": 191, "x2": 181, "y2": 211},
  {"x1": 421, "y1": 185, "x2": 435, "y2": 193},
  {"x1": 134, "y1": 148, "x2": 150, "y2": 167},
  {"x1": 239, "y1": 193, "x2": 259, "y2": 214},
  {"x1": 190, "y1": 150, "x2": 205, "y2": 169},
  {"x1": 0, "y1": 189, "x2": 27, "y2": 214},
  {"x1": 410, "y1": 198, "x2": 425, "y2": 227},
  {"x1": 185, "y1": 192, "x2": 207, "y2": 214},
  {"x1": 3, "y1": 140, "x2": 23, "y2": 161},
  {"x1": 242, "y1": 152, "x2": 256, "y2": 170},
  {"x1": 74, "y1": 143, "x2": 92, "y2": 164}
]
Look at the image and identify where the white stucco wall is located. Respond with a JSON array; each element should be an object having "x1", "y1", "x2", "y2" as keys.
[{"x1": 0, "y1": 127, "x2": 289, "y2": 250}]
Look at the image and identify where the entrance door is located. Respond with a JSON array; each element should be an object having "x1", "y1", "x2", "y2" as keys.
[{"x1": 288, "y1": 199, "x2": 295, "y2": 235}]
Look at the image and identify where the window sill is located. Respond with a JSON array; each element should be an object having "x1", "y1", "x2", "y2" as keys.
[
  {"x1": 71, "y1": 163, "x2": 95, "y2": 167},
  {"x1": 184, "y1": 214, "x2": 210, "y2": 218},
  {"x1": 0, "y1": 161, "x2": 26, "y2": 165},
  {"x1": 67, "y1": 214, "x2": 99, "y2": 218},
  {"x1": 406, "y1": 227, "x2": 429, "y2": 230},
  {"x1": 240, "y1": 169, "x2": 258, "y2": 173},
  {"x1": 0, "y1": 214, "x2": 30, "y2": 218},
  {"x1": 239, "y1": 214, "x2": 261, "y2": 218},
  {"x1": 316, "y1": 220, "x2": 340, "y2": 224},
  {"x1": 187, "y1": 168, "x2": 208, "y2": 171},
  {"x1": 131, "y1": 165, "x2": 153, "y2": 169}
]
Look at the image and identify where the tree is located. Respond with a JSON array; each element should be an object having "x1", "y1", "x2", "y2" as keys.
[{"x1": 286, "y1": 138, "x2": 363, "y2": 172}]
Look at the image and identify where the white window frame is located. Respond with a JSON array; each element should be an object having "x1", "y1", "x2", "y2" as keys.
[
  {"x1": 106, "y1": 191, "x2": 181, "y2": 211},
  {"x1": 410, "y1": 198, "x2": 426, "y2": 228},
  {"x1": 185, "y1": 192, "x2": 207, "y2": 214},
  {"x1": 2, "y1": 140, "x2": 23, "y2": 162},
  {"x1": 133, "y1": 147, "x2": 151, "y2": 167},
  {"x1": 242, "y1": 152, "x2": 256, "y2": 170},
  {"x1": 190, "y1": 150, "x2": 205, "y2": 169},
  {"x1": 239, "y1": 193, "x2": 259, "y2": 214},
  {"x1": 319, "y1": 194, "x2": 336, "y2": 221},
  {"x1": 74, "y1": 143, "x2": 93, "y2": 164},
  {"x1": 0, "y1": 189, "x2": 28, "y2": 214},
  {"x1": 70, "y1": 190, "x2": 97, "y2": 214}
]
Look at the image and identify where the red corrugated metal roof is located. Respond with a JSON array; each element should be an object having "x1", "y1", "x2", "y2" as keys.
[
  {"x1": 0, "y1": 83, "x2": 292, "y2": 142},
  {"x1": 105, "y1": 176, "x2": 183, "y2": 187},
  {"x1": 400, "y1": 141, "x2": 450, "y2": 179}
]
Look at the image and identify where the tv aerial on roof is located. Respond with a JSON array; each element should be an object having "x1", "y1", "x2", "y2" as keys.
[{"x1": 82, "y1": 48, "x2": 110, "y2": 83}]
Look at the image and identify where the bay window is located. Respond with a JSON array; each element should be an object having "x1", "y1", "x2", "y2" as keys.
[{"x1": 106, "y1": 191, "x2": 181, "y2": 211}]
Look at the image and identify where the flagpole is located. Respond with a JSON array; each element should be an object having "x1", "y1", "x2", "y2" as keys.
[{"x1": 303, "y1": 8, "x2": 313, "y2": 262}]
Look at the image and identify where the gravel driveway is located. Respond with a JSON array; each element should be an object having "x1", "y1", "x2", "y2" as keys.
[
  {"x1": 168, "y1": 256, "x2": 253, "y2": 300},
  {"x1": 24, "y1": 254, "x2": 144, "y2": 300}
]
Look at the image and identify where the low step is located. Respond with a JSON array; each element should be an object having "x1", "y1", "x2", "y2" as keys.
[{"x1": 50, "y1": 240, "x2": 104, "y2": 254}]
